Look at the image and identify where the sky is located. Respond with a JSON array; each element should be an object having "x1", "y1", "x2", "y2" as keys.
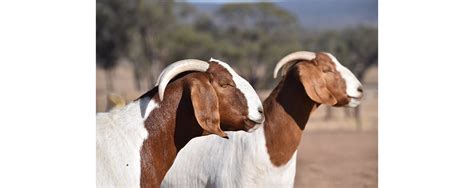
[
  {"x1": 181, "y1": 0, "x2": 284, "y2": 3},
  {"x1": 190, "y1": 0, "x2": 378, "y2": 29}
]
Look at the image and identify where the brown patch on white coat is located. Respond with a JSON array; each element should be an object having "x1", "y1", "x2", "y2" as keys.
[{"x1": 139, "y1": 60, "x2": 263, "y2": 187}]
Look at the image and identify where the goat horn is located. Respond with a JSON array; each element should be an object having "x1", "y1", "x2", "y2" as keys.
[
  {"x1": 156, "y1": 59, "x2": 210, "y2": 101},
  {"x1": 273, "y1": 51, "x2": 316, "y2": 78}
]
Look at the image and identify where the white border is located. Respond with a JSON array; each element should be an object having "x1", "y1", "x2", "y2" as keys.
[
  {"x1": 380, "y1": 0, "x2": 474, "y2": 187},
  {"x1": 0, "y1": 0, "x2": 95, "y2": 187}
]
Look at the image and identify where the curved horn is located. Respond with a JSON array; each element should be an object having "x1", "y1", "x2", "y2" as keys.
[
  {"x1": 156, "y1": 59, "x2": 210, "y2": 101},
  {"x1": 273, "y1": 51, "x2": 316, "y2": 78}
]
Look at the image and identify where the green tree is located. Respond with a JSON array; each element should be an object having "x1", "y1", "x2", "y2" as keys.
[
  {"x1": 215, "y1": 3, "x2": 302, "y2": 89},
  {"x1": 304, "y1": 26, "x2": 378, "y2": 79},
  {"x1": 97, "y1": 0, "x2": 132, "y2": 68},
  {"x1": 97, "y1": 0, "x2": 139, "y2": 91},
  {"x1": 97, "y1": 0, "x2": 180, "y2": 90}
]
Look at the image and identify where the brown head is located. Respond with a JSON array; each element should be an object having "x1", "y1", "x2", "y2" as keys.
[
  {"x1": 260, "y1": 51, "x2": 363, "y2": 166},
  {"x1": 273, "y1": 51, "x2": 363, "y2": 107},
  {"x1": 156, "y1": 59, "x2": 264, "y2": 138}
]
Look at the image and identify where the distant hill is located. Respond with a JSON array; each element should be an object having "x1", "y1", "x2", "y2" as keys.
[{"x1": 191, "y1": 0, "x2": 378, "y2": 30}]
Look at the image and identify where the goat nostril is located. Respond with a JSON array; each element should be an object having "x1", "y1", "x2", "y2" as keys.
[
  {"x1": 357, "y1": 86, "x2": 363, "y2": 93},
  {"x1": 258, "y1": 106, "x2": 264, "y2": 114}
]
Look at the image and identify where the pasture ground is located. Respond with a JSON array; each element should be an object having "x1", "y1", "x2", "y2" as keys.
[{"x1": 295, "y1": 130, "x2": 377, "y2": 188}]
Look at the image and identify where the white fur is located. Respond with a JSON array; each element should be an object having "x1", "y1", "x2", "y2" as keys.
[
  {"x1": 210, "y1": 58, "x2": 264, "y2": 125},
  {"x1": 96, "y1": 100, "x2": 152, "y2": 187},
  {"x1": 162, "y1": 127, "x2": 297, "y2": 188},
  {"x1": 325, "y1": 53, "x2": 363, "y2": 107},
  {"x1": 144, "y1": 98, "x2": 159, "y2": 119}
]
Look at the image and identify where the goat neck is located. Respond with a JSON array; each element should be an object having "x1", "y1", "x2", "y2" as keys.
[
  {"x1": 139, "y1": 73, "x2": 207, "y2": 187},
  {"x1": 263, "y1": 68, "x2": 318, "y2": 166}
]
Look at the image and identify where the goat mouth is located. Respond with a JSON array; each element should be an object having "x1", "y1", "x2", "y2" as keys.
[
  {"x1": 248, "y1": 114, "x2": 265, "y2": 124},
  {"x1": 245, "y1": 121, "x2": 262, "y2": 132},
  {"x1": 348, "y1": 95, "x2": 362, "y2": 100},
  {"x1": 250, "y1": 119, "x2": 264, "y2": 124},
  {"x1": 244, "y1": 119, "x2": 263, "y2": 132},
  {"x1": 345, "y1": 96, "x2": 362, "y2": 108}
]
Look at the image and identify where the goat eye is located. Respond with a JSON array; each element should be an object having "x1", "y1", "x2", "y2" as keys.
[
  {"x1": 221, "y1": 83, "x2": 234, "y2": 88},
  {"x1": 322, "y1": 68, "x2": 332, "y2": 73}
]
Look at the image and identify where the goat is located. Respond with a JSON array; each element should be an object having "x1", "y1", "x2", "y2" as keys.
[
  {"x1": 161, "y1": 51, "x2": 363, "y2": 187},
  {"x1": 96, "y1": 58, "x2": 264, "y2": 187}
]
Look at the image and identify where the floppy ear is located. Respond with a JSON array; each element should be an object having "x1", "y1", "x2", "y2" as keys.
[
  {"x1": 298, "y1": 64, "x2": 338, "y2": 105},
  {"x1": 189, "y1": 79, "x2": 228, "y2": 139}
]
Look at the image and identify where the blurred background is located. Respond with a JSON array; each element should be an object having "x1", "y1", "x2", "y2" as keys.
[{"x1": 96, "y1": 0, "x2": 377, "y2": 187}]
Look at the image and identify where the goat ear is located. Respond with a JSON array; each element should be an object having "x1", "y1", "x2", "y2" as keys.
[
  {"x1": 298, "y1": 64, "x2": 338, "y2": 105},
  {"x1": 189, "y1": 80, "x2": 228, "y2": 139}
]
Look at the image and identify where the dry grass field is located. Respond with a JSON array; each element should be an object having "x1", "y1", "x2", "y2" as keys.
[
  {"x1": 295, "y1": 130, "x2": 377, "y2": 188},
  {"x1": 96, "y1": 64, "x2": 378, "y2": 188}
]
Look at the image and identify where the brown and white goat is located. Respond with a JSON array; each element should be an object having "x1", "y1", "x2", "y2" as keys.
[
  {"x1": 162, "y1": 51, "x2": 363, "y2": 187},
  {"x1": 96, "y1": 59, "x2": 264, "y2": 187}
]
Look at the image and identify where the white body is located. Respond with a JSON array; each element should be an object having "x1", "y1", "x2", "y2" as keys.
[
  {"x1": 96, "y1": 100, "x2": 150, "y2": 188},
  {"x1": 162, "y1": 127, "x2": 297, "y2": 188}
]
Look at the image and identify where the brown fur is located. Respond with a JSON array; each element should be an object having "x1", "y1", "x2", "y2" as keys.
[
  {"x1": 206, "y1": 62, "x2": 255, "y2": 131},
  {"x1": 264, "y1": 52, "x2": 355, "y2": 166},
  {"x1": 139, "y1": 62, "x2": 258, "y2": 187}
]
